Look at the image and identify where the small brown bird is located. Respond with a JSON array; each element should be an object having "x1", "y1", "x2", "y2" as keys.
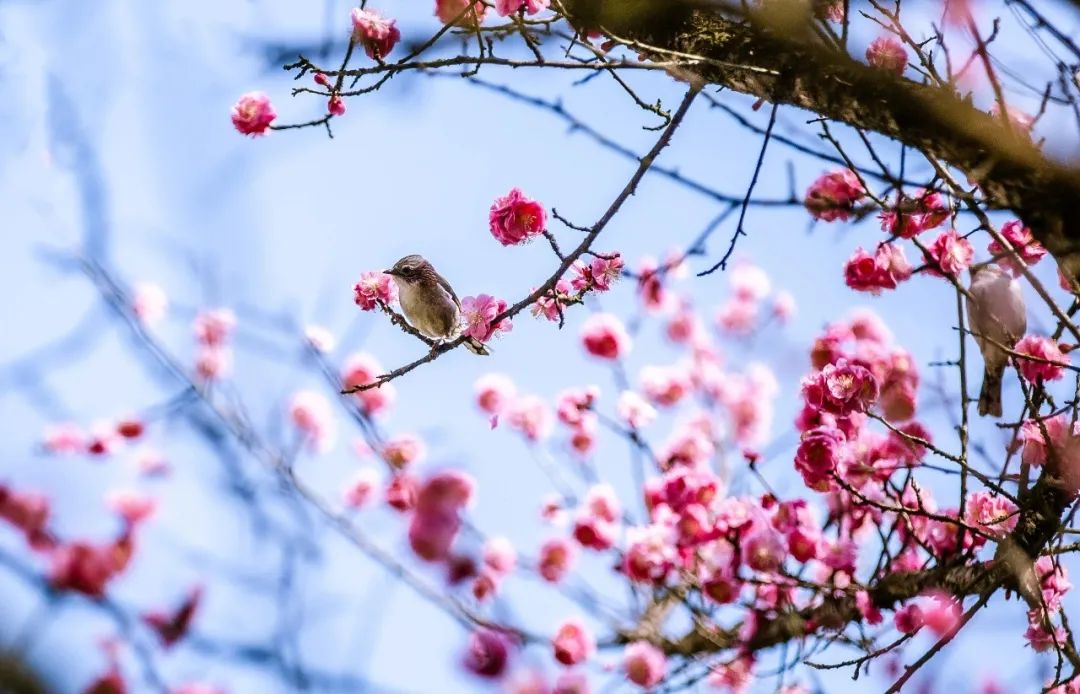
[
  {"x1": 965, "y1": 263, "x2": 1027, "y2": 417},
  {"x1": 384, "y1": 255, "x2": 489, "y2": 355}
]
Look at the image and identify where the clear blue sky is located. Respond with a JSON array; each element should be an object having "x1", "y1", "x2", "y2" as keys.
[{"x1": 1, "y1": 1, "x2": 1077, "y2": 692}]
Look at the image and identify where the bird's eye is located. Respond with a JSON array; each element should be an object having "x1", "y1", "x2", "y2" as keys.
[{"x1": 401, "y1": 266, "x2": 414, "y2": 276}]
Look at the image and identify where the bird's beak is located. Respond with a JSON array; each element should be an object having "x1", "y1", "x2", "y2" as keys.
[{"x1": 383, "y1": 268, "x2": 398, "y2": 277}]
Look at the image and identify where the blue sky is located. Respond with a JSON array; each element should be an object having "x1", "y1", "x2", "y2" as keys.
[{"x1": 1, "y1": 1, "x2": 1078, "y2": 692}]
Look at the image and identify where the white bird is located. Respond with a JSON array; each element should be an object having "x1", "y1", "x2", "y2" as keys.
[{"x1": 965, "y1": 264, "x2": 1027, "y2": 417}]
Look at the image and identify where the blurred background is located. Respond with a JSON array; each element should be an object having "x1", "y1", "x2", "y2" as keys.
[{"x1": 2, "y1": 0, "x2": 1079, "y2": 692}]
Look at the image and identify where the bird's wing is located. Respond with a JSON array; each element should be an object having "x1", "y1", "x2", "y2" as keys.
[{"x1": 434, "y1": 271, "x2": 462, "y2": 310}]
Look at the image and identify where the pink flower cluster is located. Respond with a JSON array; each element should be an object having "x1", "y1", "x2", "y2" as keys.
[
  {"x1": 435, "y1": 0, "x2": 487, "y2": 26},
  {"x1": 495, "y1": 0, "x2": 550, "y2": 16},
  {"x1": 461, "y1": 294, "x2": 512, "y2": 343},
  {"x1": 341, "y1": 353, "x2": 396, "y2": 415},
  {"x1": 804, "y1": 169, "x2": 866, "y2": 222},
  {"x1": 288, "y1": 390, "x2": 337, "y2": 452},
  {"x1": 878, "y1": 189, "x2": 949, "y2": 238},
  {"x1": 350, "y1": 8, "x2": 401, "y2": 60},
  {"x1": 844, "y1": 243, "x2": 912, "y2": 294},
  {"x1": 555, "y1": 385, "x2": 600, "y2": 458},
  {"x1": 231, "y1": 92, "x2": 276, "y2": 136},
  {"x1": 407, "y1": 470, "x2": 474, "y2": 562},
  {"x1": 353, "y1": 271, "x2": 397, "y2": 310},
  {"x1": 1014, "y1": 335, "x2": 1069, "y2": 383},
  {"x1": 989, "y1": 220, "x2": 1046, "y2": 276},
  {"x1": 714, "y1": 261, "x2": 790, "y2": 337},
  {"x1": 580, "y1": 313, "x2": 632, "y2": 360},
  {"x1": 193, "y1": 308, "x2": 237, "y2": 382},
  {"x1": 489, "y1": 188, "x2": 546, "y2": 246},
  {"x1": 923, "y1": 229, "x2": 974, "y2": 278},
  {"x1": 866, "y1": 36, "x2": 908, "y2": 74}
]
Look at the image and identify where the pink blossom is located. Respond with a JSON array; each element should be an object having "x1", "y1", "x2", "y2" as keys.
[
  {"x1": 730, "y1": 261, "x2": 771, "y2": 301},
  {"x1": 623, "y1": 524, "x2": 677, "y2": 582},
  {"x1": 303, "y1": 325, "x2": 336, "y2": 353},
  {"x1": 795, "y1": 426, "x2": 846, "y2": 491},
  {"x1": 353, "y1": 271, "x2": 397, "y2": 310},
  {"x1": 636, "y1": 256, "x2": 672, "y2": 313},
  {"x1": 866, "y1": 36, "x2": 907, "y2": 74},
  {"x1": 572, "y1": 514, "x2": 617, "y2": 551},
  {"x1": 617, "y1": 390, "x2": 658, "y2": 428},
  {"x1": 715, "y1": 297, "x2": 758, "y2": 335},
  {"x1": 43, "y1": 423, "x2": 85, "y2": 454},
  {"x1": 555, "y1": 386, "x2": 599, "y2": 427},
  {"x1": 744, "y1": 529, "x2": 785, "y2": 572},
  {"x1": 640, "y1": 364, "x2": 692, "y2": 407},
  {"x1": 924, "y1": 229, "x2": 974, "y2": 277},
  {"x1": 328, "y1": 95, "x2": 346, "y2": 116},
  {"x1": 231, "y1": 92, "x2": 276, "y2": 136},
  {"x1": 1035, "y1": 555, "x2": 1071, "y2": 610},
  {"x1": 878, "y1": 189, "x2": 949, "y2": 238},
  {"x1": 289, "y1": 390, "x2": 336, "y2": 452},
  {"x1": 193, "y1": 309, "x2": 236, "y2": 346},
  {"x1": 1015, "y1": 335, "x2": 1068, "y2": 383},
  {"x1": 494, "y1": 0, "x2": 550, "y2": 16},
  {"x1": 553, "y1": 671, "x2": 589, "y2": 694},
  {"x1": 581, "y1": 253, "x2": 624, "y2": 291},
  {"x1": 379, "y1": 434, "x2": 423, "y2": 469},
  {"x1": 623, "y1": 641, "x2": 666, "y2": 688},
  {"x1": 804, "y1": 169, "x2": 866, "y2": 222},
  {"x1": 0, "y1": 485, "x2": 51, "y2": 547},
  {"x1": 772, "y1": 290, "x2": 796, "y2": 321},
  {"x1": 132, "y1": 282, "x2": 168, "y2": 326},
  {"x1": 475, "y1": 373, "x2": 516, "y2": 415},
  {"x1": 856, "y1": 590, "x2": 883, "y2": 625},
  {"x1": 894, "y1": 602, "x2": 924, "y2": 634},
  {"x1": 1026, "y1": 618, "x2": 1066, "y2": 652},
  {"x1": 343, "y1": 468, "x2": 381, "y2": 508},
  {"x1": 107, "y1": 490, "x2": 156, "y2": 527},
  {"x1": 580, "y1": 313, "x2": 631, "y2": 360},
  {"x1": 435, "y1": 0, "x2": 487, "y2": 26},
  {"x1": 922, "y1": 591, "x2": 961, "y2": 636},
  {"x1": 461, "y1": 294, "x2": 512, "y2": 342},
  {"x1": 489, "y1": 188, "x2": 546, "y2": 246},
  {"x1": 844, "y1": 243, "x2": 912, "y2": 294},
  {"x1": 964, "y1": 491, "x2": 1018, "y2": 539},
  {"x1": 538, "y1": 537, "x2": 575, "y2": 582},
  {"x1": 463, "y1": 629, "x2": 510, "y2": 678},
  {"x1": 707, "y1": 654, "x2": 755, "y2": 692},
  {"x1": 507, "y1": 395, "x2": 554, "y2": 442},
  {"x1": 194, "y1": 347, "x2": 232, "y2": 382},
  {"x1": 136, "y1": 448, "x2": 170, "y2": 477},
  {"x1": 350, "y1": 8, "x2": 401, "y2": 60},
  {"x1": 552, "y1": 618, "x2": 594, "y2": 666},
  {"x1": 584, "y1": 484, "x2": 621, "y2": 522},
  {"x1": 803, "y1": 359, "x2": 879, "y2": 416},
  {"x1": 49, "y1": 538, "x2": 130, "y2": 598},
  {"x1": 342, "y1": 353, "x2": 396, "y2": 415},
  {"x1": 530, "y1": 279, "x2": 573, "y2": 322},
  {"x1": 385, "y1": 473, "x2": 418, "y2": 512},
  {"x1": 989, "y1": 220, "x2": 1046, "y2": 275},
  {"x1": 482, "y1": 536, "x2": 517, "y2": 576}
]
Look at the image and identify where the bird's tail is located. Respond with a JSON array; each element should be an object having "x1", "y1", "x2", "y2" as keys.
[
  {"x1": 464, "y1": 337, "x2": 491, "y2": 356},
  {"x1": 978, "y1": 364, "x2": 1004, "y2": 417}
]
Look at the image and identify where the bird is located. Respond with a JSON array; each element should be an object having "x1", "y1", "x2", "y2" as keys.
[
  {"x1": 965, "y1": 263, "x2": 1027, "y2": 417},
  {"x1": 384, "y1": 254, "x2": 489, "y2": 356}
]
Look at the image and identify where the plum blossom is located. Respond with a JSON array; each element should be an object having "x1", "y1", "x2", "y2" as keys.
[
  {"x1": 343, "y1": 468, "x2": 381, "y2": 508},
  {"x1": 107, "y1": 490, "x2": 156, "y2": 527},
  {"x1": 193, "y1": 309, "x2": 236, "y2": 347},
  {"x1": 475, "y1": 373, "x2": 516, "y2": 415},
  {"x1": 304, "y1": 325, "x2": 337, "y2": 353},
  {"x1": 623, "y1": 641, "x2": 666, "y2": 688},
  {"x1": 552, "y1": 619, "x2": 594, "y2": 666},
  {"x1": 231, "y1": 92, "x2": 276, "y2": 136},
  {"x1": 483, "y1": 536, "x2": 517, "y2": 576},
  {"x1": 803, "y1": 359, "x2": 879, "y2": 416},
  {"x1": 461, "y1": 294, "x2": 512, "y2": 342},
  {"x1": 866, "y1": 36, "x2": 907, "y2": 74},
  {"x1": 924, "y1": 230, "x2": 974, "y2": 277},
  {"x1": 581, "y1": 313, "x2": 631, "y2": 360},
  {"x1": 879, "y1": 189, "x2": 949, "y2": 238},
  {"x1": 382, "y1": 434, "x2": 426, "y2": 469},
  {"x1": 804, "y1": 170, "x2": 866, "y2": 222},
  {"x1": 730, "y1": 262, "x2": 771, "y2": 301},
  {"x1": 489, "y1": 188, "x2": 546, "y2": 245},
  {"x1": 617, "y1": 390, "x2": 658, "y2": 428},
  {"x1": 1014, "y1": 335, "x2": 1068, "y2": 383},
  {"x1": 964, "y1": 491, "x2": 1018, "y2": 539},
  {"x1": 350, "y1": 8, "x2": 401, "y2": 60},
  {"x1": 463, "y1": 629, "x2": 511, "y2": 678},
  {"x1": 989, "y1": 220, "x2": 1046, "y2": 276},
  {"x1": 772, "y1": 290, "x2": 796, "y2": 321},
  {"x1": 507, "y1": 395, "x2": 554, "y2": 442},
  {"x1": 844, "y1": 243, "x2": 912, "y2": 294},
  {"x1": 795, "y1": 426, "x2": 846, "y2": 491},
  {"x1": 353, "y1": 271, "x2": 397, "y2": 310},
  {"x1": 132, "y1": 282, "x2": 168, "y2": 326},
  {"x1": 436, "y1": 0, "x2": 487, "y2": 25},
  {"x1": 289, "y1": 390, "x2": 337, "y2": 452},
  {"x1": 495, "y1": 0, "x2": 550, "y2": 16},
  {"x1": 342, "y1": 353, "x2": 396, "y2": 415},
  {"x1": 570, "y1": 253, "x2": 623, "y2": 292},
  {"x1": 537, "y1": 537, "x2": 575, "y2": 582}
]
